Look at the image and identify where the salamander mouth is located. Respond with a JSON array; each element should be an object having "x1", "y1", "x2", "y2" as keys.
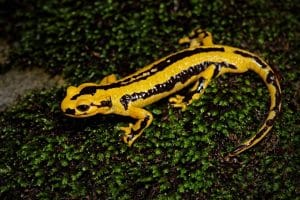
[{"x1": 64, "y1": 108, "x2": 98, "y2": 118}]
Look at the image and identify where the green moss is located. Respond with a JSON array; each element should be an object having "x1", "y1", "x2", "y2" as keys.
[{"x1": 1, "y1": 0, "x2": 299, "y2": 199}]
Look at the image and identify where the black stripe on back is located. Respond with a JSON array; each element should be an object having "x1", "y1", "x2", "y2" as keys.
[
  {"x1": 71, "y1": 47, "x2": 225, "y2": 100},
  {"x1": 234, "y1": 50, "x2": 268, "y2": 69}
]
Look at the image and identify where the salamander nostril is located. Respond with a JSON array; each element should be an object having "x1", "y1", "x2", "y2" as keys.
[{"x1": 65, "y1": 108, "x2": 75, "y2": 115}]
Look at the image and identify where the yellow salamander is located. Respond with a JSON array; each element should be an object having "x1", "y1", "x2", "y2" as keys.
[{"x1": 61, "y1": 29, "x2": 281, "y2": 158}]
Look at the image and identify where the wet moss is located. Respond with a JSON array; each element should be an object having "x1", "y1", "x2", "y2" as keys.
[{"x1": 1, "y1": 0, "x2": 299, "y2": 199}]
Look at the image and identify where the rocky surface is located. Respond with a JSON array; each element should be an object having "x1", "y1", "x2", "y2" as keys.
[{"x1": 0, "y1": 40, "x2": 64, "y2": 111}]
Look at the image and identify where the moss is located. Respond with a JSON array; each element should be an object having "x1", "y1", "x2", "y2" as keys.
[{"x1": 1, "y1": 0, "x2": 299, "y2": 199}]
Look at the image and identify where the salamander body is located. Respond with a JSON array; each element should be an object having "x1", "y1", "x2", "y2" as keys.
[{"x1": 61, "y1": 29, "x2": 281, "y2": 158}]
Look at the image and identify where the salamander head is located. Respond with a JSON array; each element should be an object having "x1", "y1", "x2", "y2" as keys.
[{"x1": 61, "y1": 84, "x2": 113, "y2": 118}]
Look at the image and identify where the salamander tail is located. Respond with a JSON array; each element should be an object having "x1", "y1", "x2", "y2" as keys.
[{"x1": 226, "y1": 56, "x2": 282, "y2": 159}]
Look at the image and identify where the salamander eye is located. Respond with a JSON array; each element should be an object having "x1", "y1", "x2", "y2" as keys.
[{"x1": 76, "y1": 104, "x2": 90, "y2": 112}]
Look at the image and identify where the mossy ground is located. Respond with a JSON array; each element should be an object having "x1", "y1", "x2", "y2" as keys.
[{"x1": 0, "y1": 0, "x2": 299, "y2": 199}]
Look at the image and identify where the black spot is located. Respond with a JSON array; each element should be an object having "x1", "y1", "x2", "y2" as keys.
[
  {"x1": 120, "y1": 94, "x2": 131, "y2": 110},
  {"x1": 100, "y1": 99, "x2": 112, "y2": 107},
  {"x1": 266, "y1": 71, "x2": 275, "y2": 84}
]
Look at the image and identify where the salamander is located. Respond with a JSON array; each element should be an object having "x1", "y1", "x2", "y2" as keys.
[{"x1": 61, "y1": 29, "x2": 282, "y2": 158}]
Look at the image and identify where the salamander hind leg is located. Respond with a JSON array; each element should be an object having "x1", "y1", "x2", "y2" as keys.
[
  {"x1": 179, "y1": 28, "x2": 214, "y2": 48},
  {"x1": 120, "y1": 107, "x2": 153, "y2": 146},
  {"x1": 169, "y1": 77, "x2": 210, "y2": 111}
]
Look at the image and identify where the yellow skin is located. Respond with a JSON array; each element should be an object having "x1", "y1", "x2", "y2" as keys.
[{"x1": 61, "y1": 29, "x2": 281, "y2": 158}]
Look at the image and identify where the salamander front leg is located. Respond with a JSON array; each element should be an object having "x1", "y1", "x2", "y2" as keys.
[
  {"x1": 120, "y1": 107, "x2": 153, "y2": 146},
  {"x1": 179, "y1": 28, "x2": 214, "y2": 48},
  {"x1": 99, "y1": 74, "x2": 117, "y2": 85}
]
